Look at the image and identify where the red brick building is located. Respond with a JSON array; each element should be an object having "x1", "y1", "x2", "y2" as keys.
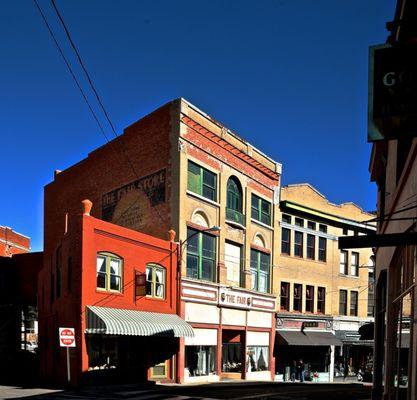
[
  {"x1": 0, "y1": 226, "x2": 30, "y2": 256},
  {"x1": 38, "y1": 201, "x2": 192, "y2": 385}
]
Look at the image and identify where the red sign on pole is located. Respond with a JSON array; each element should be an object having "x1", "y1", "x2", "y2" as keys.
[{"x1": 59, "y1": 327, "x2": 76, "y2": 347}]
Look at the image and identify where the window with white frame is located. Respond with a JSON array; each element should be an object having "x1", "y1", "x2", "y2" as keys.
[
  {"x1": 96, "y1": 253, "x2": 123, "y2": 292},
  {"x1": 351, "y1": 252, "x2": 359, "y2": 276},
  {"x1": 340, "y1": 250, "x2": 348, "y2": 275},
  {"x1": 146, "y1": 264, "x2": 166, "y2": 299}
]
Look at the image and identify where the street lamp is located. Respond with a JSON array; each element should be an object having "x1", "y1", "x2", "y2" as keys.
[{"x1": 178, "y1": 225, "x2": 221, "y2": 270}]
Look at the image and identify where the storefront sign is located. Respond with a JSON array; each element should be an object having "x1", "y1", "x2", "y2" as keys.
[
  {"x1": 59, "y1": 327, "x2": 76, "y2": 347},
  {"x1": 368, "y1": 43, "x2": 417, "y2": 141},
  {"x1": 219, "y1": 288, "x2": 252, "y2": 309},
  {"x1": 135, "y1": 273, "x2": 146, "y2": 297},
  {"x1": 302, "y1": 321, "x2": 319, "y2": 329},
  {"x1": 101, "y1": 169, "x2": 166, "y2": 230}
]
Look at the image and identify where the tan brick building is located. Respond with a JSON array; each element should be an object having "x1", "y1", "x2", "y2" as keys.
[
  {"x1": 44, "y1": 98, "x2": 281, "y2": 383},
  {"x1": 274, "y1": 184, "x2": 375, "y2": 382}
]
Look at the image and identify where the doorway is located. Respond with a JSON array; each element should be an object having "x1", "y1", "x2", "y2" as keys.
[{"x1": 221, "y1": 330, "x2": 244, "y2": 380}]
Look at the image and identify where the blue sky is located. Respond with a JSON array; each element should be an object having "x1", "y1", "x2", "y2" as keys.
[{"x1": 1, "y1": 0, "x2": 395, "y2": 251}]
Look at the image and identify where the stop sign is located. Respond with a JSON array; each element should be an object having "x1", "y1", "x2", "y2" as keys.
[{"x1": 59, "y1": 327, "x2": 76, "y2": 347}]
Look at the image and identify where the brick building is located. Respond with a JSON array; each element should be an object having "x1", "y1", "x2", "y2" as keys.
[
  {"x1": 42, "y1": 98, "x2": 281, "y2": 383},
  {"x1": 0, "y1": 228, "x2": 42, "y2": 382},
  {"x1": 0, "y1": 226, "x2": 30, "y2": 256},
  {"x1": 275, "y1": 184, "x2": 375, "y2": 382},
  {"x1": 38, "y1": 202, "x2": 192, "y2": 385}
]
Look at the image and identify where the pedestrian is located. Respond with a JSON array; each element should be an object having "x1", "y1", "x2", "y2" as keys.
[
  {"x1": 297, "y1": 359, "x2": 305, "y2": 383},
  {"x1": 290, "y1": 360, "x2": 297, "y2": 382}
]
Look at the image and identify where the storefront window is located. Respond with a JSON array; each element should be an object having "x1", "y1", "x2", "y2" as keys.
[
  {"x1": 87, "y1": 336, "x2": 118, "y2": 370},
  {"x1": 247, "y1": 346, "x2": 269, "y2": 372},
  {"x1": 222, "y1": 343, "x2": 242, "y2": 372},
  {"x1": 185, "y1": 346, "x2": 216, "y2": 377}
]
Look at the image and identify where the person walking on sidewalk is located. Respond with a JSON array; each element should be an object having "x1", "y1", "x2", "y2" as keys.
[
  {"x1": 290, "y1": 360, "x2": 297, "y2": 382},
  {"x1": 297, "y1": 359, "x2": 305, "y2": 383}
]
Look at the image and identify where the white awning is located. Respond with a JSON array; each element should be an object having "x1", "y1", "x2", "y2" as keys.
[{"x1": 85, "y1": 306, "x2": 194, "y2": 338}]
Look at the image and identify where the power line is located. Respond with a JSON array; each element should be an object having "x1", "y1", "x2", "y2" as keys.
[
  {"x1": 34, "y1": 0, "x2": 166, "y2": 227},
  {"x1": 33, "y1": 0, "x2": 111, "y2": 144},
  {"x1": 50, "y1": 0, "x2": 166, "y2": 226},
  {"x1": 50, "y1": 0, "x2": 117, "y2": 138}
]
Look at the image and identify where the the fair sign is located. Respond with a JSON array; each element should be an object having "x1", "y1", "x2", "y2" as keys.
[
  {"x1": 219, "y1": 288, "x2": 252, "y2": 309},
  {"x1": 59, "y1": 327, "x2": 76, "y2": 348}
]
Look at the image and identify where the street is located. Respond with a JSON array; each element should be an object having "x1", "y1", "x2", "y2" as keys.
[{"x1": 0, "y1": 382, "x2": 371, "y2": 400}]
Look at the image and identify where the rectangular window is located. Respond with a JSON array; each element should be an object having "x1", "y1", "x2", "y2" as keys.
[
  {"x1": 280, "y1": 282, "x2": 290, "y2": 311},
  {"x1": 96, "y1": 255, "x2": 107, "y2": 289},
  {"x1": 251, "y1": 194, "x2": 271, "y2": 226},
  {"x1": 307, "y1": 221, "x2": 316, "y2": 230},
  {"x1": 317, "y1": 287, "x2": 326, "y2": 314},
  {"x1": 186, "y1": 228, "x2": 216, "y2": 282},
  {"x1": 225, "y1": 242, "x2": 242, "y2": 286},
  {"x1": 340, "y1": 250, "x2": 348, "y2": 275},
  {"x1": 187, "y1": 161, "x2": 217, "y2": 201},
  {"x1": 281, "y1": 228, "x2": 291, "y2": 255},
  {"x1": 319, "y1": 224, "x2": 327, "y2": 233},
  {"x1": 318, "y1": 237, "x2": 327, "y2": 262},
  {"x1": 146, "y1": 264, "x2": 166, "y2": 299},
  {"x1": 96, "y1": 254, "x2": 123, "y2": 292},
  {"x1": 342, "y1": 228, "x2": 348, "y2": 235},
  {"x1": 295, "y1": 217, "x2": 304, "y2": 227},
  {"x1": 151, "y1": 361, "x2": 168, "y2": 378},
  {"x1": 185, "y1": 346, "x2": 216, "y2": 377},
  {"x1": 250, "y1": 249, "x2": 270, "y2": 293},
  {"x1": 350, "y1": 291, "x2": 358, "y2": 316},
  {"x1": 293, "y1": 283, "x2": 302, "y2": 312},
  {"x1": 339, "y1": 290, "x2": 347, "y2": 316},
  {"x1": 306, "y1": 285, "x2": 314, "y2": 313},
  {"x1": 294, "y1": 231, "x2": 303, "y2": 257},
  {"x1": 247, "y1": 346, "x2": 269, "y2": 371},
  {"x1": 282, "y1": 214, "x2": 291, "y2": 224},
  {"x1": 351, "y1": 252, "x2": 359, "y2": 276},
  {"x1": 306, "y1": 234, "x2": 315, "y2": 260}
]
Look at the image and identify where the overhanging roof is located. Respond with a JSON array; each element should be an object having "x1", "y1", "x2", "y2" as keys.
[
  {"x1": 86, "y1": 306, "x2": 194, "y2": 338},
  {"x1": 276, "y1": 330, "x2": 342, "y2": 346}
]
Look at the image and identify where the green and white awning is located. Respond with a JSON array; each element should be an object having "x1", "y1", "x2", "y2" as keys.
[{"x1": 85, "y1": 306, "x2": 194, "y2": 338}]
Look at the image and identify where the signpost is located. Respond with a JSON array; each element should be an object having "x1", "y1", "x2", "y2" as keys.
[{"x1": 59, "y1": 327, "x2": 76, "y2": 384}]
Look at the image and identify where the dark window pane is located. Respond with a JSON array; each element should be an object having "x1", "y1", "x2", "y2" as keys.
[
  {"x1": 110, "y1": 275, "x2": 121, "y2": 291},
  {"x1": 202, "y1": 185, "x2": 215, "y2": 201},
  {"x1": 202, "y1": 233, "x2": 215, "y2": 259},
  {"x1": 201, "y1": 258, "x2": 215, "y2": 281},
  {"x1": 97, "y1": 272, "x2": 106, "y2": 289},
  {"x1": 186, "y1": 254, "x2": 199, "y2": 279}
]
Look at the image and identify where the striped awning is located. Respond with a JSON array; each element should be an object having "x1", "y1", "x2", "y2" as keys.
[{"x1": 85, "y1": 306, "x2": 194, "y2": 338}]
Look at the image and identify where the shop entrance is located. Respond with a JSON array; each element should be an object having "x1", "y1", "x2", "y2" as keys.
[{"x1": 221, "y1": 330, "x2": 244, "y2": 380}]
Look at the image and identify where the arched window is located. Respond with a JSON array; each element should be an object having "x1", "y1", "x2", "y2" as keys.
[
  {"x1": 226, "y1": 176, "x2": 244, "y2": 225},
  {"x1": 146, "y1": 264, "x2": 166, "y2": 299},
  {"x1": 96, "y1": 252, "x2": 123, "y2": 292}
]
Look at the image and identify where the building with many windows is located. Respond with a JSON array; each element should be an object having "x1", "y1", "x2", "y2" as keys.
[
  {"x1": 41, "y1": 99, "x2": 281, "y2": 384},
  {"x1": 275, "y1": 184, "x2": 375, "y2": 382}
]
